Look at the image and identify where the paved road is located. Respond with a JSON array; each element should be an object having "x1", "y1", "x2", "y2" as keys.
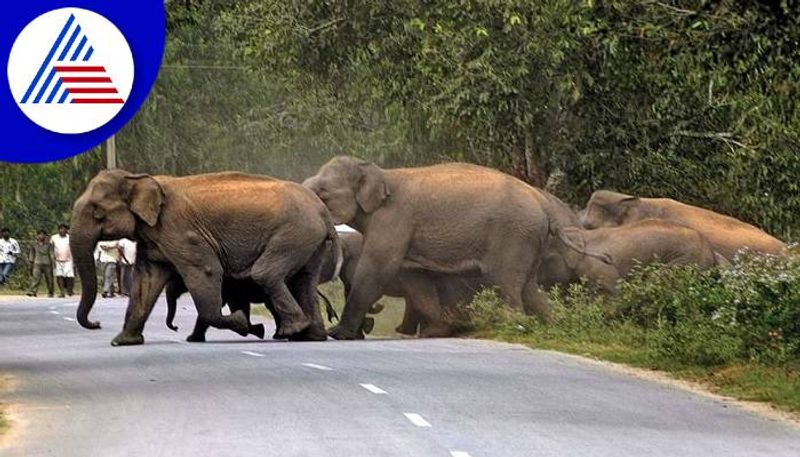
[{"x1": 1, "y1": 296, "x2": 799, "y2": 457}]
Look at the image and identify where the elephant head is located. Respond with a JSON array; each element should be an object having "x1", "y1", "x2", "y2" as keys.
[
  {"x1": 303, "y1": 156, "x2": 390, "y2": 225},
  {"x1": 553, "y1": 227, "x2": 613, "y2": 269},
  {"x1": 70, "y1": 170, "x2": 164, "y2": 329},
  {"x1": 580, "y1": 190, "x2": 641, "y2": 229}
]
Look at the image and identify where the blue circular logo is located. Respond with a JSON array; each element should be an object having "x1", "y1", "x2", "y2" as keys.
[{"x1": 1, "y1": 1, "x2": 165, "y2": 163}]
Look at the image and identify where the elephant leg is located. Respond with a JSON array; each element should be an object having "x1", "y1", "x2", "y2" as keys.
[
  {"x1": 329, "y1": 229, "x2": 409, "y2": 340},
  {"x1": 250, "y1": 249, "x2": 312, "y2": 339},
  {"x1": 112, "y1": 262, "x2": 172, "y2": 346},
  {"x1": 287, "y1": 270, "x2": 326, "y2": 341},
  {"x1": 230, "y1": 297, "x2": 265, "y2": 340},
  {"x1": 263, "y1": 298, "x2": 286, "y2": 340},
  {"x1": 187, "y1": 317, "x2": 210, "y2": 343},
  {"x1": 522, "y1": 277, "x2": 551, "y2": 322},
  {"x1": 395, "y1": 303, "x2": 421, "y2": 336},
  {"x1": 176, "y1": 263, "x2": 250, "y2": 337},
  {"x1": 401, "y1": 272, "x2": 451, "y2": 338}
]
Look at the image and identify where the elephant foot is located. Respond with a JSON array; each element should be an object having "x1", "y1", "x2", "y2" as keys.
[
  {"x1": 419, "y1": 323, "x2": 452, "y2": 338},
  {"x1": 395, "y1": 322, "x2": 418, "y2": 336},
  {"x1": 288, "y1": 323, "x2": 328, "y2": 342},
  {"x1": 186, "y1": 332, "x2": 206, "y2": 343},
  {"x1": 274, "y1": 315, "x2": 311, "y2": 339},
  {"x1": 361, "y1": 317, "x2": 375, "y2": 334},
  {"x1": 111, "y1": 332, "x2": 145, "y2": 347},
  {"x1": 249, "y1": 323, "x2": 266, "y2": 340},
  {"x1": 327, "y1": 323, "x2": 365, "y2": 340},
  {"x1": 230, "y1": 310, "x2": 252, "y2": 337}
]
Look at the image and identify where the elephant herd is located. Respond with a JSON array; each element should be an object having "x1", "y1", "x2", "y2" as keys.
[{"x1": 70, "y1": 156, "x2": 786, "y2": 346}]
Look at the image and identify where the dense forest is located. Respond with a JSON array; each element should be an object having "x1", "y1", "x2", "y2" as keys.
[{"x1": 1, "y1": 0, "x2": 798, "y2": 240}]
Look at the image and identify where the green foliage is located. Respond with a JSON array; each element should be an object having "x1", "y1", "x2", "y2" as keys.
[
  {"x1": 223, "y1": 0, "x2": 800, "y2": 237},
  {"x1": 3, "y1": 1, "x2": 799, "y2": 265},
  {"x1": 463, "y1": 253, "x2": 800, "y2": 369}
]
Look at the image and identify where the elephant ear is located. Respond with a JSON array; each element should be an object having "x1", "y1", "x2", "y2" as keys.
[
  {"x1": 126, "y1": 174, "x2": 164, "y2": 227},
  {"x1": 356, "y1": 161, "x2": 390, "y2": 213},
  {"x1": 593, "y1": 190, "x2": 638, "y2": 209},
  {"x1": 558, "y1": 227, "x2": 613, "y2": 265}
]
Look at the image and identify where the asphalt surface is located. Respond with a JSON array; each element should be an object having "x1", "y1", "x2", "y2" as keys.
[{"x1": 1, "y1": 296, "x2": 799, "y2": 457}]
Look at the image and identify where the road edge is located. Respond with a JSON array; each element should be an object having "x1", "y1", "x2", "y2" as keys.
[{"x1": 505, "y1": 342, "x2": 800, "y2": 429}]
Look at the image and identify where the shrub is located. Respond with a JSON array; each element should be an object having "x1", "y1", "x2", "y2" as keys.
[{"x1": 461, "y1": 252, "x2": 800, "y2": 367}]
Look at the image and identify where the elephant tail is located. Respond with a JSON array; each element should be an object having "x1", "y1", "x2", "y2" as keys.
[
  {"x1": 326, "y1": 220, "x2": 343, "y2": 281},
  {"x1": 317, "y1": 289, "x2": 339, "y2": 323}
]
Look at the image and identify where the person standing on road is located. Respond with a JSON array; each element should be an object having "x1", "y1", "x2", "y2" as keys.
[
  {"x1": 117, "y1": 238, "x2": 136, "y2": 297},
  {"x1": 51, "y1": 224, "x2": 74, "y2": 297},
  {"x1": 0, "y1": 228, "x2": 21, "y2": 286},
  {"x1": 26, "y1": 230, "x2": 55, "y2": 297},
  {"x1": 95, "y1": 240, "x2": 121, "y2": 298}
]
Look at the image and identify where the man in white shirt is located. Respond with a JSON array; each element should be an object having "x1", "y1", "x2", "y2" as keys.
[
  {"x1": 95, "y1": 240, "x2": 121, "y2": 298},
  {"x1": 51, "y1": 224, "x2": 74, "y2": 297},
  {"x1": 0, "y1": 228, "x2": 21, "y2": 286},
  {"x1": 117, "y1": 238, "x2": 136, "y2": 296}
]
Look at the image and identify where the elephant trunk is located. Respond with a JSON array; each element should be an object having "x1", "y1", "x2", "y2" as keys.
[
  {"x1": 71, "y1": 231, "x2": 101, "y2": 329},
  {"x1": 165, "y1": 281, "x2": 180, "y2": 331}
]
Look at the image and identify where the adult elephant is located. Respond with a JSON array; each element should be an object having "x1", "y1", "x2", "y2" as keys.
[
  {"x1": 70, "y1": 170, "x2": 340, "y2": 346},
  {"x1": 580, "y1": 190, "x2": 785, "y2": 259},
  {"x1": 303, "y1": 156, "x2": 552, "y2": 340}
]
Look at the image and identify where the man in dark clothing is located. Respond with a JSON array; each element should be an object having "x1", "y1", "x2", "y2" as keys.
[{"x1": 27, "y1": 230, "x2": 54, "y2": 297}]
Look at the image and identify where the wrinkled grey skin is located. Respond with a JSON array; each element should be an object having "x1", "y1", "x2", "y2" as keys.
[
  {"x1": 304, "y1": 156, "x2": 552, "y2": 340},
  {"x1": 553, "y1": 219, "x2": 719, "y2": 292},
  {"x1": 329, "y1": 231, "x2": 480, "y2": 337},
  {"x1": 71, "y1": 170, "x2": 339, "y2": 346},
  {"x1": 580, "y1": 190, "x2": 785, "y2": 259}
]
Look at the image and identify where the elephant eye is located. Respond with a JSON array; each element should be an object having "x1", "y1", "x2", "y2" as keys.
[{"x1": 93, "y1": 207, "x2": 106, "y2": 220}]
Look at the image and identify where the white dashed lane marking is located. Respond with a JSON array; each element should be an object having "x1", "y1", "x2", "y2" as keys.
[
  {"x1": 240, "y1": 351, "x2": 264, "y2": 357},
  {"x1": 49, "y1": 310, "x2": 60, "y2": 315},
  {"x1": 302, "y1": 363, "x2": 332, "y2": 371},
  {"x1": 450, "y1": 452, "x2": 472, "y2": 457},
  {"x1": 62, "y1": 317, "x2": 74, "y2": 321},
  {"x1": 360, "y1": 383, "x2": 388, "y2": 395},
  {"x1": 403, "y1": 413, "x2": 432, "y2": 428}
]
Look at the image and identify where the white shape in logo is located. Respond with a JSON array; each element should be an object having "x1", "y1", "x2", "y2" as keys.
[{"x1": 7, "y1": 8, "x2": 134, "y2": 134}]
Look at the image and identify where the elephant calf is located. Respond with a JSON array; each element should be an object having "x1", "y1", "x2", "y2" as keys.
[
  {"x1": 580, "y1": 190, "x2": 785, "y2": 259},
  {"x1": 553, "y1": 219, "x2": 720, "y2": 292},
  {"x1": 164, "y1": 274, "x2": 340, "y2": 342}
]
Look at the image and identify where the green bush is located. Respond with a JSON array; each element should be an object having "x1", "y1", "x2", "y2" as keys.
[{"x1": 462, "y1": 252, "x2": 800, "y2": 367}]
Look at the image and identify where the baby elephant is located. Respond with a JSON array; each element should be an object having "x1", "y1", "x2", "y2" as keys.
[
  {"x1": 553, "y1": 219, "x2": 721, "y2": 292},
  {"x1": 165, "y1": 275, "x2": 339, "y2": 342}
]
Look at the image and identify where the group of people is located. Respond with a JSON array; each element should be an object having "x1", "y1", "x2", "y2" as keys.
[
  {"x1": 0, "y1": 224, "x2": 137, "y2": 299},
  {"x1": 15, "y1": 224, "x2": 75, "y2": 297}
]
